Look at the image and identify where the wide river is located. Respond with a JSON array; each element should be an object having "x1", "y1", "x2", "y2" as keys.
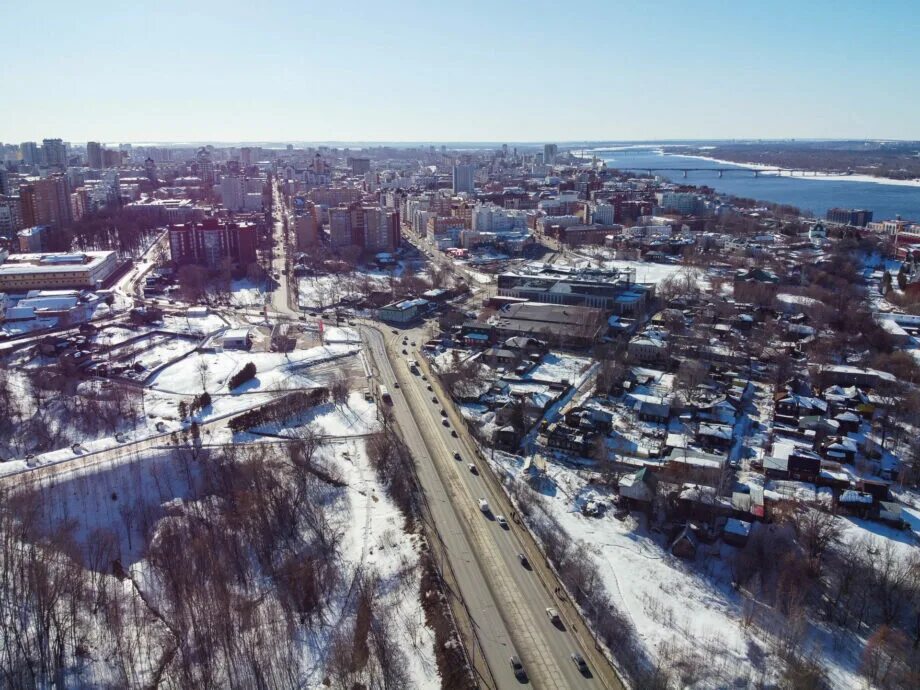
[{"x1": 595, "y1": 147, "x2": 920, "y2": 222}]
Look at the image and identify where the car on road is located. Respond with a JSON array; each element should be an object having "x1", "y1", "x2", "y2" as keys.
[
  {"x1": 391, "y1": 329, "x2": 398, "y2": 334},
  {"x1": 546, "y1": 607, "x2": 561, "y2": 624},
  {"x1": 495, "y1": 515, "x2": 508, "y2": 528},
  {"x1": 509, "y1": 656, "x2": 526, "y2": 679},
  {"x1": 394, "y1": 382, "x2": 400, "y2": 388},
  {"x1": 571, "y1": 652, "x2": 589, "y2": 674},
  {"x1": 450, "y1": 429, "x2": 457, "y2": 437},
  {"x1": 453, "y1": 452, "x2": 461, "y2": 460},
  {"x1": 440, "y1": 408, "x2": 447, "y2": 416},
  {"x1": 468, "y1": 463, "x2": 478, "y2": 474},
  {"x1": 402, "y1": 349, "x2": 407, "y2": 355},
  {"x1": 478, "y1": 499, "x2": 490, "y2": 513},
  {"x1": 432, "y1": 396, "x2": 437, "y2": 402},
  {"x1": 517, "y1": 553, "x2": 530, "y2": 568},
  {"x1": 441, "y1": 419, "x2": 449, "y2": 427},
  {"x1": 426, "y1": 384, "x2": 432, "y2": 391},
  {"x1": 421, "y1": 374, "x2": 427, "y2": 381},
  {"x1": 410, "y1": 341, "x2": 416, "y2": 346}
]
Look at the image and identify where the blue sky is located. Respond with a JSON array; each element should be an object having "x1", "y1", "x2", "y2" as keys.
[{"x1": 2, "y1": 0, "x2": 918, "y2": 143}]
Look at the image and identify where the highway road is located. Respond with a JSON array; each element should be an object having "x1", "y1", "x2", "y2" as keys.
[{"x1": 362, "y1": 325, "x2": 620, "y2": 689}]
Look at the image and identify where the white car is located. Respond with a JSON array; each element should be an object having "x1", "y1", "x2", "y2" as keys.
[
  {"x1": 496, "y1": 515, "x2": 508, "y2": 528},
  {"x1": 478, "y1": 499, "x2": 490, "y2": 513}
]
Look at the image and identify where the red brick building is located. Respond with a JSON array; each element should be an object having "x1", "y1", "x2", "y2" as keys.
[{"x1": 168, "y1": 218, "x2": 257, "y2": 267}]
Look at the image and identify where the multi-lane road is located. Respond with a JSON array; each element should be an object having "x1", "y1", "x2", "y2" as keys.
[{"x1": 361, "y1": 324, "x2": 622, "y2": 689}]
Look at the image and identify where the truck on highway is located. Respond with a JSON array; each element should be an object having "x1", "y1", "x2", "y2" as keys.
[
  {"x1": 379, "y1": 385, "x2": 392, "y2": 403},
  {"x1": 478, "y1": 498, "x2": 490, "y2": 513}
]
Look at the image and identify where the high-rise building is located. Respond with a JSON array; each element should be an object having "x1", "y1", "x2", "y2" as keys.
[
  {"x1": 42, "y1": 138, "x2": 67, "y2": 167},
  {"x1": 20, "y1": 142, "x2": 40, "y2": 165},
  {"x1": 347, "y1": 157, "x2": 371, "y2": 175},
  {"x1": 102, "y1": 149, "x2": 122, "y2": 168},
  {"x1": 364, "y1": 208, "x2": 400, "y2": 252},
  {"x1": 20, "y1": 176, "x2": 73, "y2": 229},
  {"x1": 826, "y1": 208, "x2": 873, "y2": 227},
  {"x1": 544, "y1": 143, "x2": 558, "y2": 165},
  {"x1": 452, "y1": 163, "x2": 475, "y2": 194},
  {"x1": 86, "y1": 141, "x2": 104, "y2": 169},
  {"x1": 0, "y1": 196, "x2": 24, "y2": 236},
  {"x1": 220, "y1": 175, "x2": 245, "y2": 211},
  {"x1": 293, "y1": 201, "x2": 319, "y2": 249},
  {"x1": 196, "y1": 147, "x2": 215, "y2": 185},
  {"x1": 144, "y1": 157, "x2": 158, "y2": 184},
  {"x1": 168, "y1": 218, "x2": 257, "y2": 267},
  {"x1": 0, "y1": 168, "x2": 9, "y2": 196}
]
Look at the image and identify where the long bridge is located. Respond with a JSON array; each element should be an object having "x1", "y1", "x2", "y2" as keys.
[{"x1": 612, "y1": 166, "x2": 850, "y2": 178}]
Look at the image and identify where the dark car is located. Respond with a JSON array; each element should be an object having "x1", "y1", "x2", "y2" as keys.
[
  {"x1": 394, "y1": 382, "x2": 400, "y2": 388},
  {"x1": 442, "y1": 419, "x2": 449, "y2": 427},
  {"x1": 571, "y1": 652, "x2": 589, "y2": 674},
  {"x1": 440, "y1": 409, "x2": 447, "y2": 416},
  {"x1": 426, "y1": 384, "x2": 432, "y2": 391},
  {"x1": 402, "y1": 349, "x2": 407, "y2": 355},
  {"x1": 432, "y1": 396, "x2": 437, "y2": 403},
  {"x1": 450, "y1": 429, "x2": 457, "y2": 437},
  {"x1": 453, "y1": 452, "x2": 461, "y2": 460},
  {"x1": 509, "y1": 656, "x2": 526, "y2": 679},
  {"x1": 517, "y1": 553, "x2": 530, "y2": 569}
]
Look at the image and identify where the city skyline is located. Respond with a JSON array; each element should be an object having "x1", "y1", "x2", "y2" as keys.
[{"x1": 3, "y1": 0, "x2": 919, "y2": 142}]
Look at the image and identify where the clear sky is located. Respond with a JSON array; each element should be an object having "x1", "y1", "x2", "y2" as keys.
[{"x1": 2, "y1": 0, "x2": 918, "y2": 143}]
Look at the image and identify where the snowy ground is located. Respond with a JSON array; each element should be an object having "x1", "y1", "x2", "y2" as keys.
[
  {"x1": 159, "y1": 312, "x2": 228, "y2": 335},
  {"x1": 255, "y1": 392, "x2": 380, "y2": 438},
  {"x1": 148, "y1": 343, "x2": 361, "y2": 395},
  {"x1": 18, "y1": 438, "x2": 439, "y2": 689},
  {"x1": 227, "y1": 278, "x2": 268, "y2": 307}
]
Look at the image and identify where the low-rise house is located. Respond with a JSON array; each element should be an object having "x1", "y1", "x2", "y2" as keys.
[
  {"x1": 774, "y1": 393, "x2": 828, "y2": 420},
  {"x1": 625, "y1": 392, "x2": 670, "y2": 422},
  {"x1": 543, "y1": 422, "x2": 595, "y2": 454},
  {"x1": 820, "y1": 436, "x2": 858, "y2": 464},
  {"x1": 618, "y1": 467, "x2": 658, "y2": 507},
  {"x1": 565, "y1": 406, "x2": 613, "y2": 432},
  {"x1": 377, "y1": 298, "x2": 430, "y2": 324},
  {"x1": 696, "y1": 423, "x2": 733, "y2": 450},
  {"x1": 627, "y1": 335, "x2": 668, "y2": 363}
]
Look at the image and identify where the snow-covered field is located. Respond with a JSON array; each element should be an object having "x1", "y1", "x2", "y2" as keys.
[
  {"x1": 227, "y1": 278, "x2": 267, "y2": 307},
  {"x1": 256, "y1": 392, "x2": 379, "y2": 438},
  {"x1": 149, "y1": 343, "x2": 360, "y2": 395},
  {"x1": 160, "y1": 312, "x2": 227, "y2": 335},
  {"x1": 13, "y1": 438, "x2": 439, "y2": 688}
]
